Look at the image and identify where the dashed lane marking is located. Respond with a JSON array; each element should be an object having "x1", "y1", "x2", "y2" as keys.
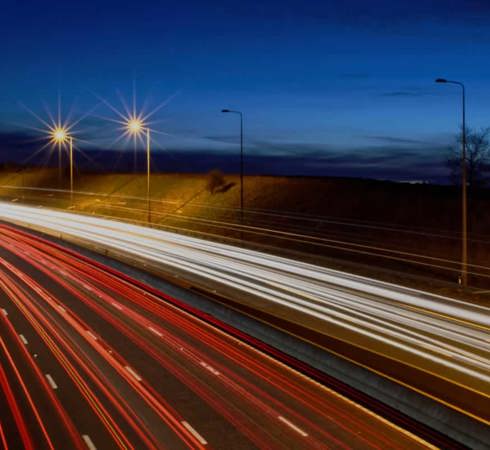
[
  {"x1": 125, "y1": 366, "x2": 142, "y2": 382},
  {"x1": 45, "y1": 374, "x2": 58, "y2": 390},
  {"x1": 86, "y1": 331, "x2": 98, "y2": 340},
  {"x1": 82, "y1": 434, "x2": 97, "y2": 450},
  {"x1": 182, "y1": 421, "x2": 207, "y2": 445},
  {"x1": 200, "y1": 361, "x2": 220, "y2": 376},
  {"x1": 148, "y1": 326, "x2": 163, "y2": 337},
  {"x1": 278, "y1": 416, "x2": 308, "y2": 437}
]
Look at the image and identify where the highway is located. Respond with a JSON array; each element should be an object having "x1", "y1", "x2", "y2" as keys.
[
  {"x1": 0, "y1": 202, "x2": 488, "y2": 419},
  {"x1": 0, "y1": 222, "x2": 435, "y2": 449}
]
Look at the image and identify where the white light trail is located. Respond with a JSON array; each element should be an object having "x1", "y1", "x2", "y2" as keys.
[{"x1": 0, "y1": 202, "x2": 489, "y2": 395}]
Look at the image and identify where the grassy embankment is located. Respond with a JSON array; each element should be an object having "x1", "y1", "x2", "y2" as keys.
[{"x1": 1, "y1": 168, "x2": 489, "y2": 299}]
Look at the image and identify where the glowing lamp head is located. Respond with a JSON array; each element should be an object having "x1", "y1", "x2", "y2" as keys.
[
  {"x1": 52, "y1": 127, "x2": 68, "y2": 143},
  {"x1": 127, "y1": 118, "x2": 143, "y2": 135}
]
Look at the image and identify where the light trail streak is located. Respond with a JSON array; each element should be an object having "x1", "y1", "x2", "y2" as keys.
[
  {"x1": 0, "y1": 238, "x2": 328, "y2": 448},
  {"x1": 0, "y1": 310, "x2": 83, "y2": 449},
  {"x1": 0, "y1": 222, "x2": 444, "y2": 448},
  {"x1": 71, "y1": 198, "x2": 490, "y2": 279},
  {"x1": 0, "y1": 205, "x2": 488, "y2": 388},
  {"x1": 0, "y1": 358, "x2": 36, "y2": 450},
  {"x1": 0, "y1": 257, "x2": 204, "y2": 450},
  {"x1": 4, "y1": 209, "x2": 490, "y2": 407},
  {"x1": 0, "y1": 421, "x2": 9, "y2": 450},
  {"x1": 6, "y1": 184, "x2": 490, "y2": 243},
  {"x1": 3, "y1": 188, "x2": 490, "y2": 281},
  {"x1": 0, "y1": 271, "x2": 138, "y2": 450}
]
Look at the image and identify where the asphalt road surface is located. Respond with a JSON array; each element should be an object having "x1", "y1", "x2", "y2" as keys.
[{"x1": 0, "y1": 224, "x2": 434, "y2": 449}]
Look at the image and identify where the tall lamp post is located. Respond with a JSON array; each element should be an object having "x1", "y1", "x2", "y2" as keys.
[
  {"x1": 51, "y1": 127, "x2": 75, "y2": 204},
  {"x1": 221, "y1": 109, "x2": 244, "y2": 228},
  {"x1": 69, "y1": 136, "x2": 74, "y2": 203},
  {"x1": 126, "y1": 118, "x2": 152, "y2": 224},
  {"x1": 58, "y1": 140, "x2": 62, "y2": 186},
  {"x1": 52, "y1": 127, "x2": 65, "y2": 186},
  {"x1": 435, "y1": 78, "x2": 468, "y2": 287}
]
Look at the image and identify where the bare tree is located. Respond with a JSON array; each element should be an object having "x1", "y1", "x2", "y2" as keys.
[{"x1": 447, "y1": 127, "x2": 490, "y2": 189}]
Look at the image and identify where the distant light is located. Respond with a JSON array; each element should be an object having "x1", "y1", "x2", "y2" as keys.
[
  {"x1": 52, "y1": 127, "x2": 68, "y2": 143},
  {"x1": 127, "y1": 118, "x2": 144, "y2": 135}
]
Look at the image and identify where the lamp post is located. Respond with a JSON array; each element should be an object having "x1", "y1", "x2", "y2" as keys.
[
  {"x1": 58, "y1": 141, "x2": 62, "y2": 186},
  {"x1": 221, "y1": 109, "x2": 244, "y2": 228},
  {"x1": 53, "y1": 127, "x2": 66, "y2": 187},
  {"x1": 69, "y1": 136, "x2": 74, "y2": 204},
  {"x1": 51, "y1": 127, "x2": 75, "y2": 204},
  {"x1": 435, "y1": 78, "x2": 468, "y2": 287},
  {"x1": 126, "y1": 118, "x2": 152, "y2": 224}
]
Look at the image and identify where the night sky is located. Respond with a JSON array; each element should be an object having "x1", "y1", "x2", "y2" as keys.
[{"x1": 2, "y1": 0, "x2": 490, "y2": 181}]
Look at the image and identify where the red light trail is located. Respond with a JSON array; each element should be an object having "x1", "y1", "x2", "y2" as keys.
[{"x1": 0, "y1": 224, "x2": 454, "y2": 449}]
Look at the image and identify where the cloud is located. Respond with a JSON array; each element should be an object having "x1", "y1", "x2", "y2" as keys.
[
  {"x1": 203, "y1": 135, "x2": 241, "y2": 145},
  {"x1": 361, "y1": 135, "x2": 429, "y2": 145},
  {"x1": 203, "y1": 135, "x2": 332, "y2": 156},
  {"x1": 0, "y1": 129, "x2": 451, "y2": 183},
  {"x1": 0, "y1": 130, "x2": 40, "y2": 152},
  {"x1": 246, "y1": 139, "x2": 331, "y2": 157},
  {"x1": 196, "y1": 134, "x2": 450, "y2": 181}
]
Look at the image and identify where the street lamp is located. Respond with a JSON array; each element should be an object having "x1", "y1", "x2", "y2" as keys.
[
  {"x1": 126, "y1": 117, "x2": 152, "y2": 223},
  {"x1": 221, "y1": 109, "x2": 244, "y2": 228},
  {"x1": 51, "y1": 127, "x2": 75, "y2": 203},
  {"x1": 435, "y1": 78, "x2": 468, "y2": 287}
]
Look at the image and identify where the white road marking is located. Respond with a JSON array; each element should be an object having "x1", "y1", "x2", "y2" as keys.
[
  {"x1": 148, "y1": 326, "x2": 163, "y2": 337},
  {"x1": 19, "y1": 334, "x2": 28, "y2": 345},
  {"x1": 125, "y1": 366, "x2": 142, "y2": 381},
  {"x1": 82, "y1": 434, "x2": 97, "y2": 450},
  {"x1": 200, "y1": 361, "x2": 220, "y2": 376},
  {"x1": 278, "y1": 416, "x2": 308, "y2": 437},
  {"x1": 181, "y1": 421, "x2": 207, "y2": 445},
  {"x1": 86, "y1": 331, "x2": 98, "y2": 340},
  {"x1": 45, "y1": 374, "x2": 58, "y2": 390}
]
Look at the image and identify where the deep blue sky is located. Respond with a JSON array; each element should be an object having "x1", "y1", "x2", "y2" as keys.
[{"x1": 2, "y1": 0, "x2": 490, "y2": 181}]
